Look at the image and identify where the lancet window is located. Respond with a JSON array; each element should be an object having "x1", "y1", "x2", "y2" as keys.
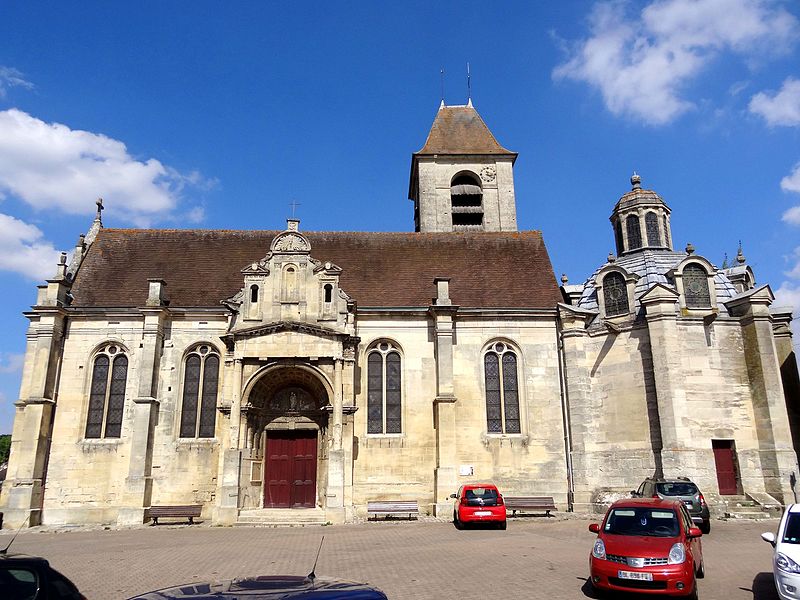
[
  {"x1": 484, "y1": 341, "x2": 521, "y2": 434},
  {"x1": 85, "y1": 343, "x2": 128, "y2": 439},
  {"x1": 179, "y1": 344, "x2": 220, "y2": 438},
  {"x1": 367, "y1": 341, "x2": 402, "y2": 434}
]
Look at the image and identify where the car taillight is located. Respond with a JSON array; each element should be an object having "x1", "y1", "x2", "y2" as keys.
[
  {"x1": 461, "y1": 497, "x2": 468, "y2": 506},
  {"x1": 497, "y1": 496, "x2": 504, "y2": 506},
  {"x1": 699, "y1": 493, "x2": 706, "y2": 507}
]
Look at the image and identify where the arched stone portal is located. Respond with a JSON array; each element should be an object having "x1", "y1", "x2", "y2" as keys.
[{"x1": 242, "y1": 365, "x2": 332, "y2": 509}]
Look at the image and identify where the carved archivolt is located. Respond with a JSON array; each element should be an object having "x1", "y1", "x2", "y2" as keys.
[{"x1": 272, "y1": 232, "x2": 310, "y2": 253}]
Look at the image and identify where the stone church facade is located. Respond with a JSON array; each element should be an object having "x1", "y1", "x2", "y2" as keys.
[{"x1": 1, "y1": 102, "x2": 798, "y2": 528}]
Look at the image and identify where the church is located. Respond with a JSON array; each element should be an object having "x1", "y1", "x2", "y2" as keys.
[{"x1": 1, "y1": 101, "x2": 798, "y2": 528}]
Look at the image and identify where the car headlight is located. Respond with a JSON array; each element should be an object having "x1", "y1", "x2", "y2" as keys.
[
  {"x1": 776, "y1": 553, "x2": 800, "y2": 574},
  {"x1": 592, "y1": 539, "x2": 606, "y2": 560},
  {"x1": 668, "y1": 543, "x2": 686, "y2": 565}
]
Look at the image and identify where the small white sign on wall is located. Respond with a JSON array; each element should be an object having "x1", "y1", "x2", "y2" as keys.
[{"x1": 459, "y1": 465, "x2": 474, "y2": 476}]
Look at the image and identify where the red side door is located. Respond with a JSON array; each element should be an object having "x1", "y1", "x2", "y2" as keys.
[
  {"x1": 265, "y1": 431, "x2": 317, "y2": 508},
  {"x1": 712, "y1": 440, "x2": 739, "y2": 495}
]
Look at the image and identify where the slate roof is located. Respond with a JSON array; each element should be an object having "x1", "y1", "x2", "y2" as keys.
[
  {"x1": 69, "y1": 229, "x2": 561, "y2": 310},
  {"x1": 415, "y1": 105, "x2": 515, "y2": 156},
  {"x1": 576, "y1": 250, "x2": 738, "y2": 312}
]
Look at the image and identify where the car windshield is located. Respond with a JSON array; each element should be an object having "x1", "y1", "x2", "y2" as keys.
[
  {"x1": 464, "y1": 487, "x2": 499, "y2": 506},
  {"x1": 656, "y1": 482, "x2": 698, "y2": 496},
  {"x1": 604, "y1": 507, "x2": 680, "y2": 537},
  {"x1": 782, "y1": 514, "x2": 800, "y2": 544}
]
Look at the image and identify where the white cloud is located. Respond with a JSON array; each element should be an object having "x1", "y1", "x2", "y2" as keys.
[
  {"x1": 553, "y1": 0, "x2": 799, "y2": 125},
  {"x1": 0, "y1": 66, "x2": 33, "y2": 98},
  {"x1": 0, "y1": 353, "x2": 24, "y2": 374},
  {"x1": 0, "y1": 109, "x2": 214, "y2": 226},
  {"x1": 775, "y1": 282, "x2": 800, "y2": 316},
  {"x1": 750, "y1": 77, "x2": 800, "y2": 126},
  {"x1": 782, "y1": 163, "x2": 800, "y2": 225},
  {"x1": 0, "y1": 213, "x2": 61, "y2": 280}
]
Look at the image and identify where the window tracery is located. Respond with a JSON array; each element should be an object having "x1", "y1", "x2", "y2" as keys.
[
  {"x1": 367, "y1": 341, "x2": 402, "y2": 434},
  {"x1": 85, "y1": 343, "x2": 128, "y2": 439},
  {"x1": 179, "y1": 344, "x2": 219, "y2": 438},
  {"x1": 484, "y1": 342, "x2": 520, "y2": 434}
]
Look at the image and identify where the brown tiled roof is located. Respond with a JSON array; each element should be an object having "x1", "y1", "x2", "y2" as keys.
[
  {"x1": 69, "y1": 229, "x2": 561, "y2": 310},
  {"x1": 415, "y1": 105, "x2": 515, "y2": 155}
]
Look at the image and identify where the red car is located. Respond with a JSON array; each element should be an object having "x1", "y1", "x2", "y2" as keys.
[
  {"x1": 588, "y1": 498, "x2": 704, "y2": 598},
  {"x1": 451, "y1": 483, "x2": 507, "y2": 529}
]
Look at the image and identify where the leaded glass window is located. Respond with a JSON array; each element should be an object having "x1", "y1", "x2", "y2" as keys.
[
  {"x1": 484, "y1": 342, "x2": 521, "y2": 434},
  {"x1": 645, "y1": 212, "x2": 661, "y2": 246},
  {"x1": 603, "y1": 272, "x2": 629, "y2": 317},
  {"x1": 626, "y1": 215, "x2": 642, "y2": 250},
  {"x1": 366, "y1": 341, "x2": 402, "y2": 434},
  {"x1": 615, "y1": 221, "x2": 624, "y2": 256},
  {"x1": 683, "y1": 264, "x2": 711, "y2": 308},
  {"x1": 85, "y1": 344, "x2": 128, "y2": 439},
  {"x1": 663, "y1": 214, "x2": 670, "y2": 248},
  {"x1": 179, "y1": 344, "x2": 219, "y2": 438}
]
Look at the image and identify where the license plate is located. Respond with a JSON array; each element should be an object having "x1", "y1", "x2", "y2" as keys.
[
  {"x1": 618, "y1": 570, "x2": 653, "y2": 581},
  {"x1": 474, "y1": 511, "x2": 492, "y2": 516}
]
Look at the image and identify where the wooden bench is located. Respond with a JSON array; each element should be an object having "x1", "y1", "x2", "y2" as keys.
[
  {"x1": 504, "y1": 496, "x2": 557, "y2": 517},
  {"x1": 148, "y1": 504, "x2": 202, "y2": 525},
  {"x1": 367, "y1": 500, "x2": 419, "y2": 520}
]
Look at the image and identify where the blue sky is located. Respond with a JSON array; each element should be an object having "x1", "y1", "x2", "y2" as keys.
[{"x1": 0, "y1": 0, "x2": 799, "y2": 433}]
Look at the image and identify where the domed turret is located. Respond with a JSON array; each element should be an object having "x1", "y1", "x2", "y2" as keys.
[{"x1": 610, "y1": 173, "x2": 673, "y2": 255}]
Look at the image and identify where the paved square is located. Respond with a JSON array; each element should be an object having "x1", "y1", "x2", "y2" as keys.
[{"x1": 0, "y1": 517, "x2": 783, "y2": 599}]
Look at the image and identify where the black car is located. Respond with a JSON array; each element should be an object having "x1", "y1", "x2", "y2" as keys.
[
  {"x1": 0, "y1": 553, "x2": 85, "y2": 599},
  {"x1": 128, "y1": 575, "x2": 388, "y2": 599},
  {"x1": 632, "y1": 476, "x2": 711, "y2": 533}
]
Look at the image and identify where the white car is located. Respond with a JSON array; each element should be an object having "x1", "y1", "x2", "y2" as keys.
[{"x1": 762, "y1": 503, "x2": 800, "y2": 599}]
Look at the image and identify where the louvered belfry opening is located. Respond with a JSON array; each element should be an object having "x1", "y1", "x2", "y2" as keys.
[{"x1": 450, "y1": 174, "x2": 483, "y2": 230}]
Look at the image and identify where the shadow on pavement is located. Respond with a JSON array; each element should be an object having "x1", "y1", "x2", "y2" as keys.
[{"x1": 746, "y1": 572, "x2": 779, "y2": 600}]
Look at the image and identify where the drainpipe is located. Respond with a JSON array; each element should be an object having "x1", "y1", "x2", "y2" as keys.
[{"x1": 556, "y1": 316, "x2": 575, "y2": 512}]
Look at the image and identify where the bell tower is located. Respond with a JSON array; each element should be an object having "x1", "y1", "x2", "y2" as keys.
[{"x1": 409, "y1": 102, "x2": 518, "y2": 232}]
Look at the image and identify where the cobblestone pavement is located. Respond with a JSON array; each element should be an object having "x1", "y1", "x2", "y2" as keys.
[{"x1": 0, "y1": 516, "x2": 784, "y2": 599}]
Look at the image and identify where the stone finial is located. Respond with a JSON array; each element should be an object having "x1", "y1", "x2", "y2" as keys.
[
  {"x1": 561, "y1": 273, "x2": 569, "y2": 285},
  {"x1": 686, "y1": 242, "x2": 695, "y2": 255},
  {"x1": 608, "y1": 252, "x2": 616, "y2": 263},
  {"x1": 737, "y1": 241, "x2": 746, "y2": 264},
  {"x1": 59, "y1": 252, "x2": 67, "y2": 265},
  {"x1": 95, "y1": 198, "x2": 104, "y2": 221},
  {"x1": 631, "y1": 172, "x2": 642, "y2": 190}
]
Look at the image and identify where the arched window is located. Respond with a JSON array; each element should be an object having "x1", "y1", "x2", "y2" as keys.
[
  {"x1": 179, "y1": 344, "x2": 220, "y2": 438},
  {"x1": 603, "y1": 272, "x2": 630, "y2": 317},
  {"x1": 663, "y1": 214, "x2": 670, "y2": 248},
  {"x1": 250, "y1": 285, "x2": 259, "y2": 303},
  {"x1": 615, "y1": 221, "x2": 624, "y2": 256},
  {"x1": 450, "y1": 173, "x2": 483, "y2": 230},
  {"x1": 626, "y1": 215, "x2": 642, "y2": 250},
  {"x1": 645, "y1": 212, "x2": 661, "y2": 246},
  {"x1": 85, "y1": 343, "x2": 128, "y2": 439},
  {"x1": 484, "y1": 342, "x2": 520, "y2": 434},
  {"x1": 367, "y1": 341, "x2": 402, "y2": 434},
  {"x1": 683, "y1": 264, "x2": 711, "y2": 308},
  {"x1": 324, "y1": 284, "x2": 333, "y2": 303}
]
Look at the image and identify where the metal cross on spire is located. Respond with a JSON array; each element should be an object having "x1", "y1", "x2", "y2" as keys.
[{"x1": 289, "y1": 198, "x2": 302, "y2": 218}]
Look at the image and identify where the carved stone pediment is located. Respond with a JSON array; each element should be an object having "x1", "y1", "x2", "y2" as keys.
[
  {"x1": 271, "y1": 231, "x2": 310, "y2": 254},
  {"x1": 220, "y1": 320, "x2": 360, "y2": 350}
]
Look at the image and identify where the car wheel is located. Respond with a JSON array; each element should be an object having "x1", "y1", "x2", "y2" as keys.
[
  {"x1": 498, "y1": 520, "x2": 507, "y2": 530},
  {"x1": 589, "y1": 580, "x2": 606, "y2": 599},
  {"x1": 700, "y1": 520, "x2": 711, "y2": 534},
  {"x1": 686, "y1": 581, "x2": 699, "y2": 600},
  {"x1": 696, "y1": 558, "x2": 705, "y2": 579},
  {"x1": 453, "y1": 511, "x2": 462, "y2": 530}
]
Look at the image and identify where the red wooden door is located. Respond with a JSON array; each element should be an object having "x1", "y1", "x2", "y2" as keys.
[
  {"x1": 712, "y1": 440, "x2": 739, "y2": 495},
  {"x1": 265, "y1": 431, "x2": 317, "y2": 508}
]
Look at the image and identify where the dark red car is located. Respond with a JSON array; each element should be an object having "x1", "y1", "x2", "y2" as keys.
[
  {"x1": 588, "y1": 498, "x2": 704, "y2": 598},
  {"x1": 451, "y1": 483, "x2": 507, "y2": 529}
]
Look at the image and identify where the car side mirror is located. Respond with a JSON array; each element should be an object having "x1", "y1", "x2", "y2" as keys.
[
  {"x1": 449, "y1": 493, "x2": 457, "y2": 499},
  {"x1": 687, "y1": 527, "x2": 702, "y2": 538},
  {"x1": 589, "y1": 523, "x2": 600, "y2": 534},
  {"x1": 630, "y1": 490, "x2": 637, "y2": 496},
  {"x1": 762, "y1": 532, "x2": 777, "y2": 547}
]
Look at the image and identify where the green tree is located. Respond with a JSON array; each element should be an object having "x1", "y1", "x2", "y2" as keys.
[{"x1": 0, "y1": 434, "x2": 11, "y2": 465}]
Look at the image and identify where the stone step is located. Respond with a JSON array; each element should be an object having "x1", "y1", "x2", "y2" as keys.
[{"x1": 235, "y1": 508, "x2": 327, "y2": 527}]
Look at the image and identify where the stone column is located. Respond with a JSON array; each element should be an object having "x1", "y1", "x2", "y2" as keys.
[
  {"x1": 430, "y1": 278, "x2": 459, "y2": 517},
  {"x1": 640, "y1": 284, "x2": 687, "y2": 476},
  {"x1": 557, "y1": 304, "x2": 598, "y2": 512},
  {"x1": 727, "y1": 288, "x2": 798, "y2": 502},
  {"x1": 325, "y1": 358, "x2": 346, "y2": 523},
  {"x1": 215, "y1": 357, "x2": 243, "y2": 525},
  {"x1": 341, "y1": 339, "x2": 358, "y2": 520},
  {"x1": 118, "y1": 280, "x2": 168, "y2": 525},
  {"x1": 0, "y1": 272, "x2": 67, "y2": 528}
]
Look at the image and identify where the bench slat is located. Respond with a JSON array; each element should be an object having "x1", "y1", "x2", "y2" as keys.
[
  {"x1": 149, "y1": 504, "x2": 202, "y2": 524},
  {"x1": 504, "y1": 496, "x2": 556, "y2": 516},
  {"x1": 367, "y1": 500, "x2": 419, "y2": 519}
]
